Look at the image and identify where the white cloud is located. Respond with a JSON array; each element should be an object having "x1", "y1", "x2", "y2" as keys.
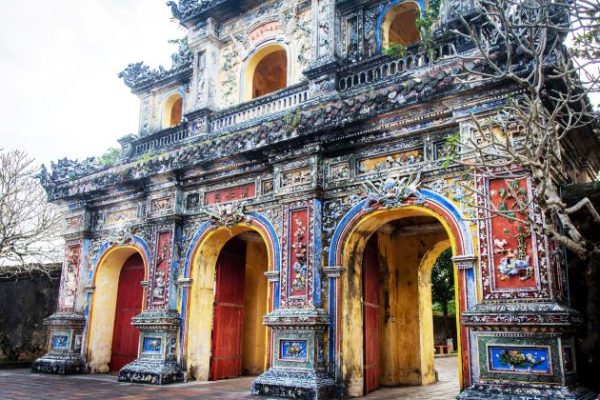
[{"x1": 0, "y1": 0, "x2": 183, "y2": 165}]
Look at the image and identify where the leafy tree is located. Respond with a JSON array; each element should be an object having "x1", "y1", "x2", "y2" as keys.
[{"x1": 432, "y1": 248, "x2": 455, "y2": 317}]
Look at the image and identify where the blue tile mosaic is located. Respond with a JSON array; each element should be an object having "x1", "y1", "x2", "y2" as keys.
[
  {"x1": 489, "y1": 346, "x2": 551, "y2": 374},
  {"x1": 143, "y1": 337, "x2": 162, "y2": 353},
  {"x1": 280, "y1": 340, "x2": 307, "y2": 361}
]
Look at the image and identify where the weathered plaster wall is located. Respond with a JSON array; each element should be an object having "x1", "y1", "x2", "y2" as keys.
[
  {"x1": 242, "y1": 239, "x2": 268, "y2": 375},
  {"x1": 87, "y1": 247, "x2": 143, "y2": 373},
  {"x1": 0, "y1": 268, "x2": 61, "y2": 362},
  {"x1": 376, "y1": 231, "x2": 448, "y2": 386}
]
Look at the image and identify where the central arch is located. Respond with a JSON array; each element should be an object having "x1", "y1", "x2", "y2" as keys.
[
  {"x1": 242, "y1": 43, "x2": 289, "y2": 101},
  {"x1": 181, "y1": 214, "x2": 280, "y2": 381},
  {"x1": 328, "y1": 189, "x2": 477, "y2": 397}
]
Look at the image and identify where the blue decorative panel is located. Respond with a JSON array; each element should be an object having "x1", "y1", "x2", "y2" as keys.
[
  {"x1": 169, "y1": 337, "x2": 177, "y2": 354},
  {"x1": 52, "y1": 335, "x2": 69, "y2": 350},
  {"x1": 489, "y1": 346, "x2": 551, "y2": 374},
  {"x1": 280, "y1": 340, "x2": 308, "y2": 361},
  {"x1": 143, "y1": 337, "x2": 162, "y2": 353}
]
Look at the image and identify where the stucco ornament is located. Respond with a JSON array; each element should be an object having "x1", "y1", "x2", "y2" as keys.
[
  {"x1": 361, "y1": 172, "x2": 425, "y2": 211},
  {"x1": 203, "y1": 201, "x2": 251, "y2": 228},
  {"x1": 106, "y1": 225, "x2": 139, "y2": 246}
]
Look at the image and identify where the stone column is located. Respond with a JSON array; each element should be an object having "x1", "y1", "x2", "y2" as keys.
[
  {"x1": 33, "y1": 209, "x2": 92, "y2": 374},
  {"x1": 252, "y1": 199, "x2": 336, "y2": 399},
  {"x1": 187, "y1": 17, "x2": 218, "y2": 137},
  {"x1": 304, "y1": 0, "x2": 340, "y2": 100},
  {"x1": 457, "y1": 175, "x2": 595, "y2": 399},
  {"x1": 118, "y1": 188, "x2": 184, "y2": 384}
]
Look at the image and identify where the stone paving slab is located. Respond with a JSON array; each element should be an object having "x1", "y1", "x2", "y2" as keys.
[{"x1": 0, "y1": 357, "x2": 459, "y2": 400}]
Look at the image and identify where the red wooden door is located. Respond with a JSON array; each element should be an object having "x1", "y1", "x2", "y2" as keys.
[
  {"x1": 363, "y1": 234, "x2": 380, "y2": 394},
  {"x1": 210, "y1": 238, "x2": 247, "y2": 380},
  {"x1": 110, "y1": 253, "x2": 144, "y2": 372}
]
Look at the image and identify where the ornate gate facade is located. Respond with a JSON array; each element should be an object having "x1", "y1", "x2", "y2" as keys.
[{"x1": 33, "y1": 0, "x2": 598, "y2": 399}]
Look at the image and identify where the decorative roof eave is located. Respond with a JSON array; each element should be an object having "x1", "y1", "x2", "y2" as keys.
[
  {"x1": 40, "y1": 65, "x2": 498, "y2": 202},
  {"x1": 171, "y1": 0, "x2": 236, "y2": 25},
  {"x1": 130, "y1": 65, "x2": 193, "y2": 95},
  {"x1": 118, "y1": 37, "x2": 193, "y2": 94}
]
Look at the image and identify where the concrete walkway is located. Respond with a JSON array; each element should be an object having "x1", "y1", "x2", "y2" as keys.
[{"x1": 0, "y1": 356, "x2": 459, "y2": 400}]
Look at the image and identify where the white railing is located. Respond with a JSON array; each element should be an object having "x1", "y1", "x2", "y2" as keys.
[{"x1": 210, "y1": 84, "x2": 310, "y2": 131}]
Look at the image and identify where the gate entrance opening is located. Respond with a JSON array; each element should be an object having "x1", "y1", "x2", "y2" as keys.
[{"x1": 209, "y1": 233, "x2": 268, "y2": 380}]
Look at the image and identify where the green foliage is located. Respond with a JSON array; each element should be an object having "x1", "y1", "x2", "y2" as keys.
[
  {"x1": 416, "y1": 0, "x2": 443, "y2": 56},
  {"x1": 140, "y1": 150, "x2": 154, "y2": 164},
  {"x1": 431, "y1": 248, "x2": 455, "y2": 317},
  {"x1": 441, "y1": 132, "x2": 461, "y2": 169},
  {"x1": 97, "y1": 147, "x2": 121, "y2": 167},
  {"x1": 382, "y1": 43, "x2": 408, "y2": 58}
]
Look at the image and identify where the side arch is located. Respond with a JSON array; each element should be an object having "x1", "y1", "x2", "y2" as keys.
[
  {"x1": 375, "y1": 0, "x2": 426, "y2": 52},
  {"x1": 179, "y1": 212, "x2": 281, "y2": 380},
  {"x1": 83, "y1": 236, "x2": 152, "y2": 372},
  {"x1": 327, "y1": 189, "x2": 477, "y2": 393}
]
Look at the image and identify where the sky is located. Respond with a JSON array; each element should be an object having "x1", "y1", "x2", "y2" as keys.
[{"x1": 0, "y1": 0, "x2": 183, "y2": 166}]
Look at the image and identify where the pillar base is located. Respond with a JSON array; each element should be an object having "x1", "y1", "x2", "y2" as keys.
[
  {"x1": 32, "y1": 312, "x2": 86, "y2": 375},
  {"x1": 117, "y1": 309, "x2": 183, "y2": 385},
  {"x1": 252, "y1": 368, "x2": 336, "y2": 400},
  {"x1": 458, "y1": 383, "x2": 596, "y2": 400},
  {"x1": 32, "y1": 354, "x2": 85, "y2": 375},
  {"x1": 118, "y1": 359, "x2": 184, "y2": 385}
]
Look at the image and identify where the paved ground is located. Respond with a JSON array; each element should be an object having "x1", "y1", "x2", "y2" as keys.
[{"x1": 0, "y1": 356, "x2": 459, "y2": 400}]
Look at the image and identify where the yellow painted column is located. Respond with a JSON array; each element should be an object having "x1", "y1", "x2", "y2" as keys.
[
  {"x1": 242, "y1": 240, "x2": 268, "y2": 375},
  {"x1": 418, "y1": 239, "x2": 451, "y2": 385}
]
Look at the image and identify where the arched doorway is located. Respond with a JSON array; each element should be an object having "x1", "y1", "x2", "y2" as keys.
[
  {"x1": 380, "y1": 1, "x2": 422, "y2": 50},
  {"x1": 163, "y1": 93, "x2": 183, "y2": 128},
  {"x1": 109, "y1": 253, "x2": 144, "y2": 371},
  {"x1": 359, "y1": 216, "x2": 452, "y2": 394},
  {"x1": 184, "y1": 223, "x2": 276, "y2": 382},
  {"x1": 243, "y1": 44, "x2": 288, "y2": 100},
  {"x1": 86, "y1": 245, "x2": 148, "y2": 373},
  {"x1": 328, "y1": 191, "x2": 476, "y2": 398}
]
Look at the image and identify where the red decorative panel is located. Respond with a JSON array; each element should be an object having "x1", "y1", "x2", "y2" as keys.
[
  {"x1": 363, "y1": 235, "x2": 380, "y2": 394},
  {"x1": 210, "y1": 238, "x2": 246, "y2": 380},
  {"x1": 204, "y1": 183, "x2": 256, "y2": 205},
  {"x1": 150, "y1": 231, "x2": 171, "y2": 307},
  {"x1": 110, "y1": 253, "x2": 144, "y2": 371},
  {"x1": 478, "y1": 174, "x2": 550, "y2": 300},
  {"x1": 58, "y1": 243, "x2": 81, "y2": 311},
  {"x1": 488, "y1": 178, "x2": 536, "y2": 290},
  {"x1": 289, "y1": 208, "x2": 309, "y2": 298}
]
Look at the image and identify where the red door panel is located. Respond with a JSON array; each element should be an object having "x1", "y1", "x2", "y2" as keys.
[
  {"x1": 363, "y1": 234, "x2": 380, "y2": 394},
  {"x1": 210, "y1": 238, "x2": 247, "y2": 380},
  {"x1": 110, "y1": 253, "x2": 144, "y2": 372}
]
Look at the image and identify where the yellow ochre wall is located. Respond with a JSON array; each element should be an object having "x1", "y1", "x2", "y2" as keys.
[
  {"x1": 242, "y1": 239, "x2": 269, "y2": 375},
  {"x1": 86, "y1": 246, "x2": 145, "y2": 373},
  {"x1": 185, "y1": 225, "x2": 271, "y2": 381},
  {"x1": 340, "y1": 207, "x2": 458, "y2": 397}
]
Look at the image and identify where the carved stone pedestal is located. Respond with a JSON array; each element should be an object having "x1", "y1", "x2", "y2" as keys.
[
  {"x1": 459, "y1": 302, "x2": 596, "y2": 400},
  {"x1": 32, "y1": 312, "x2": 86, "y2": 375},
  {"x1": 458, "y1": 382, "x2": 596, "y2": 400},
  {"x1": 252, "y1": 308, "x2": 336, "y2": 400},
  {"x1": 118, "y1": 309, "x2": 184, "y2": 385}
]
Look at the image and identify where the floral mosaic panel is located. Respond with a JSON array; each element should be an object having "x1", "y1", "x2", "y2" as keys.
[
  {"x1": 488, "y1": 346, "x2": 551, "y2": 375},
  {"x1": 280, "y1": 340, "x2": 308, "y2": 361},
  {"x1": 477, "y1": 334, "x2": 561, "y2": 384},
  {"x1": 52, "y1": 335, "x2": 70, "y2": 350},
  {"x1": 143, "y1": 337, "x2": 162, "y2": 354}
]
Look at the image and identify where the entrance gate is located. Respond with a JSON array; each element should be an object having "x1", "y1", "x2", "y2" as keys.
[
  {"x1": 109, "y1": 253, "x2": 144, "y2": 371},
  {"x1": 210, "y1": 238, "x2": 247, "y2": 380}
]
